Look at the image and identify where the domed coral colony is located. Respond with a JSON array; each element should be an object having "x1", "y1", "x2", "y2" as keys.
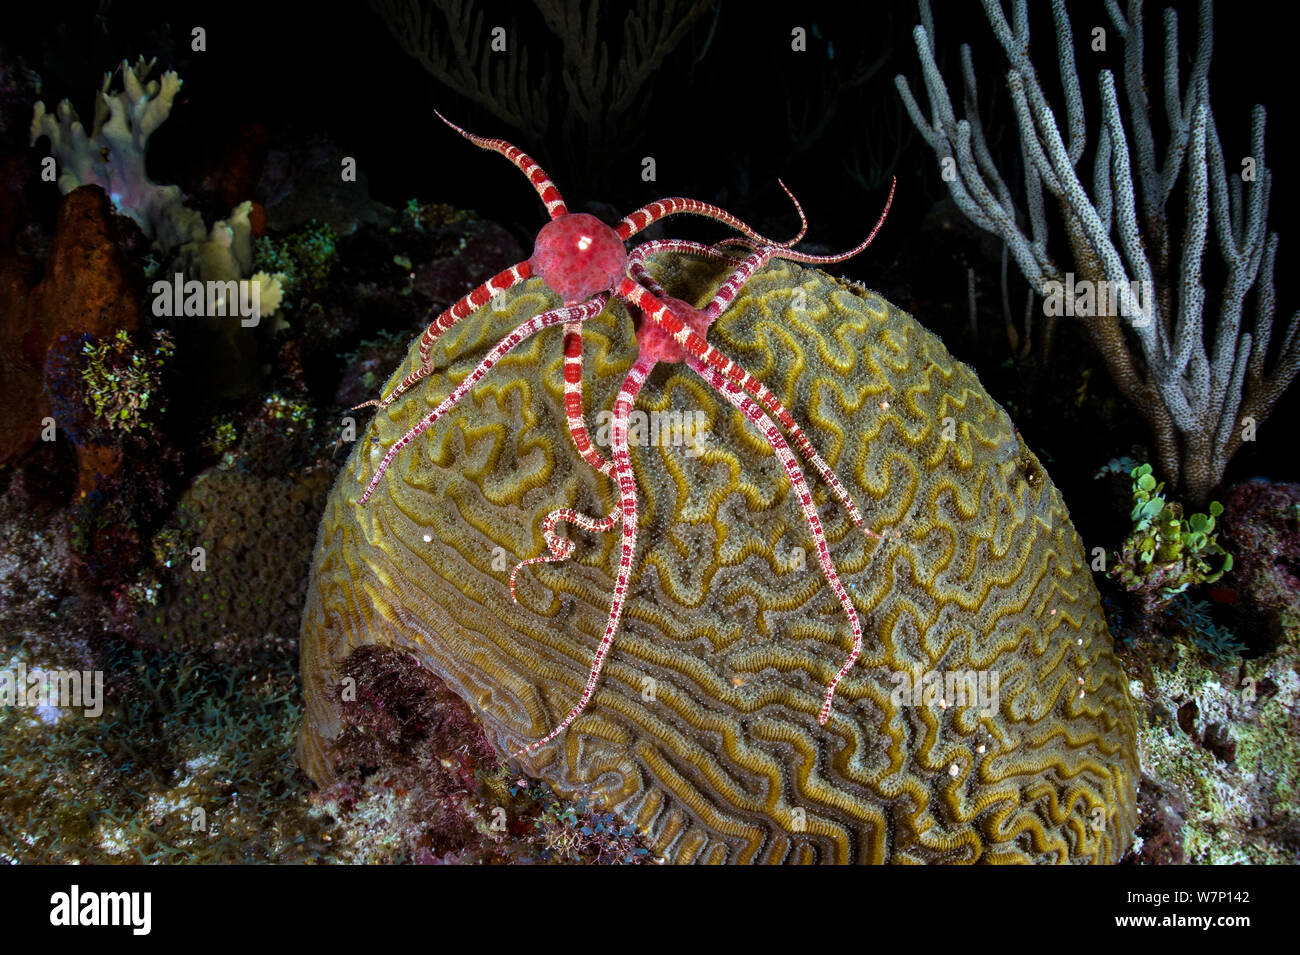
[
  {"x1": 305, "y1": 158, "x2": 1140, "y2": 860},
  {"x1": 356, "y1": 115, "x2": 894, "y2": 755}
]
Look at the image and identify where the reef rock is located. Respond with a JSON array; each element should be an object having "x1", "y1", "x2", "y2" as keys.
[
  {"x1": 299, "y1": 252, "x2": 1139, "y2": 863},
  {"x1": 1219, "y1": 479, "x2": 1300, "y2": 646}
]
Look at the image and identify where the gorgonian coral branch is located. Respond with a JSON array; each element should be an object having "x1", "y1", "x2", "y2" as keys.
[{"x1": 895, "y1": 0, "x2": 1300, "y2": 505}]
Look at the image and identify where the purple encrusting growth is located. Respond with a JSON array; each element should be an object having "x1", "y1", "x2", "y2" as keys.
[{"x1": 1219, "y1": 480, "x2": 1300, "y2": 647}]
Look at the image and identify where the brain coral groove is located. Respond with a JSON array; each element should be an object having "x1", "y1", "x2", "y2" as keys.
[{"x1": 299, "y1": 251, "x2": 1138, "y2": 863}]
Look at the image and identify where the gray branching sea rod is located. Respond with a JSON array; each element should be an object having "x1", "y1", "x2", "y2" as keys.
[{"x1": 896, "y1": 0, "x2": 1300, "y2": 505}]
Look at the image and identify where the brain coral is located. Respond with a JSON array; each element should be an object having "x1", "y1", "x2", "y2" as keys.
[{"x1": 298, "y1": 251, "x2": 1139, "y2": 863}]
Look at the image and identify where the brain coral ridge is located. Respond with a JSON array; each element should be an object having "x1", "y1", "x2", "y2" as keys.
[{"x1": 299, "y1": 250, "x2": 1138, "y2": 864}]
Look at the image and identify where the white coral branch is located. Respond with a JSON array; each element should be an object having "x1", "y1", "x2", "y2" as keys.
[{"x1": 895, "y1": 0, "x2": 1299, "y2": 503}]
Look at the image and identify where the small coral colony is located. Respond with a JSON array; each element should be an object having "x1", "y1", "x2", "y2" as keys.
[{"x1": 356, "y1": 114, "x2": 895, "y2": 756}]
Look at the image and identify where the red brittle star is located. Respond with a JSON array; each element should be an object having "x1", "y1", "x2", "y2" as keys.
[{"x1": 355, "y1": 115, "x2": 894, "y2": 756}]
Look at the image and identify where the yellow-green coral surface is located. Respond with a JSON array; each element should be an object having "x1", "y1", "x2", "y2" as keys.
[{"x1": 299, "y1": 252, "x2": 1138, "y2": 863}]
